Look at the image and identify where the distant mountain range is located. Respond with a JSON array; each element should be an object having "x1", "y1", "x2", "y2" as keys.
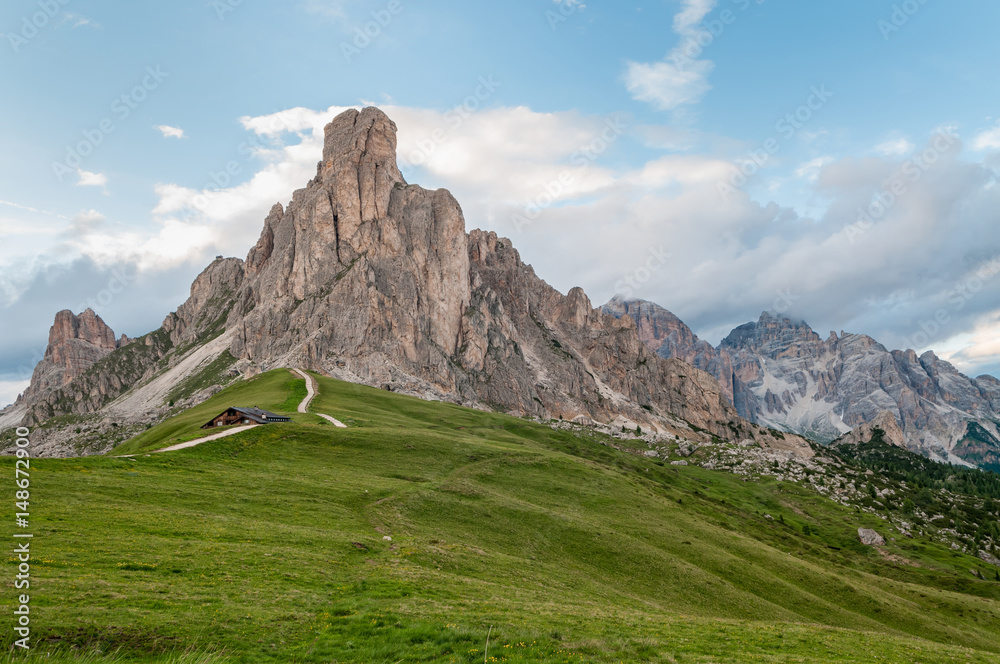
[{"x1": 603, "y1": 297, "x2": 1000, "y2": 470}]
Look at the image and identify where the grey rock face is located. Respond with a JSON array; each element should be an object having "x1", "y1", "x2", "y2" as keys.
[
  {"x1": 162, "y1": 257, "x2": 246, "y2": 346},
  {"x1": 19, "y1": 309, "x2": 126, "y2": 406},
  {"x1": 858, "y1": 528, "x2": 886, "y2": 546},
  {"x1": 602, "y1": 296, "x2": 738, "y2": 406},
  {"x1": 613, "y1": 299, "x2": 1000, "y2": 468},
  {"x1": 834, "y1": 411, "x2": 907, "y2": 450}
]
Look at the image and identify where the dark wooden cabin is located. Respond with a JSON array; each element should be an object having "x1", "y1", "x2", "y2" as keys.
[{"x1": 201, "y1": 407, "x2": 291, "y2": 429}]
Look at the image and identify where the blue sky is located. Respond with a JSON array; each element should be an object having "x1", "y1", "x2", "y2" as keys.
[{"x1": 2, "y1": 0, "x2": 1000, "y2": 406}]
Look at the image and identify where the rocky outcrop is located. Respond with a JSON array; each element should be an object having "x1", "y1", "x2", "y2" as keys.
[
  {"x1": 833, "y1": 411, "x2": 907, "y2": 449},
  {"x1": 163, "y1": 257, "x2": 245, "y2": 346},
  {"x1": 18, "y1": 309, "x2": 126, "y2": 406},
  {"x1": 858, "y1": 528, "x2": 886, "y2": 547},
  {"x1": 720, "y1": 314, "x2": 1000, "y2": 465},
  {"x1": 602, "y1": 296, "x2": 738, "y2": 405}
]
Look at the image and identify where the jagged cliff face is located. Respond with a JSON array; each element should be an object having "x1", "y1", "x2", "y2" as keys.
[
  {"x1": 18, "y1": 309, "x2": 128, "y2": 406},
  {"x1": 7, "y1": 106, "x2": 813, "y2": 458},
  {"x1": 611, "y1": 299, "x2": 1000, "y2": 468},
  {"x1": 602, "y1": 297, "x2": 738, "y2": 406},
  {"x1": 228, "y1": 108, "x2": 471, "y2": 396}
]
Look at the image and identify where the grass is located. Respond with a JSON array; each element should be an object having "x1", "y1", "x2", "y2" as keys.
[
  {"x1": 112, "y1": 370, "x2": 312, "y2": 455},
  {"x1": 4, "y1": 371, "x2": 1000, "y2": 662}
]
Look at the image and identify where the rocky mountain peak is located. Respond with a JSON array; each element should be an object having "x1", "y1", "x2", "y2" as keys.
[
  {"x1": 318, "y1": 107, "x2": 405, "y2": 240},
  {"x1": 19, "y1": 308, "x2": 125, "y2": 405},
  {"x1": 52, "y1": 308, "x2": 118, "y2": 350},
  {"x1": 720, "y1": 312, "x2": 823, "y2": 361}
]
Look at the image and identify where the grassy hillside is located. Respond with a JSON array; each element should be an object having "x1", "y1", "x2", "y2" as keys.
[{"x1": 5, "y1": 371, "x2": 1000, "y2": 663}]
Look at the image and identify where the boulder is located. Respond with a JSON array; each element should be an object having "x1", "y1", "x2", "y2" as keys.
[{"x1": 858, "y1": 528, "x2": 885, "y2": 546}]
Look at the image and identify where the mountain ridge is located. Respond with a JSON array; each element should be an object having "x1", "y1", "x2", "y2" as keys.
[
  {"x1": 2, "y1": 107, "x2": 809, "y2": 459},
  {"x1": 605, "y1": 296, "x2": 1000, "y2": 469}
]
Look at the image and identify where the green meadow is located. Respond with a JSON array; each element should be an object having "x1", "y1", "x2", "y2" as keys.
[{"x1": 5, "y1": 370, "x2": 1000, "y2": 663}]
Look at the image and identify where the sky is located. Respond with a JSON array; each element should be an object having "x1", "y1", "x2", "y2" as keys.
[{"x1": 2, "y1": 0, "x2": 1000, "y2": 407}]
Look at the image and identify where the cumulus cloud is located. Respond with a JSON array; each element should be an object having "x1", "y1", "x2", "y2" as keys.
[
  {"x1": 624, "y1": 0, "x2": 718, "y2": 110},
  {"x1": 65, "y1": 210, "x2": 107, "y2": 239},
  {"x1": 794, "y1": 156, "x2": 834, "y2": 182},
  {"x1": 874, "y1": 137, "x2": 915, "y2": 157},
  {"x1": 76, "y1": 169, "x2": 108, "y2": 190},
  {"x1": 155, "y1": 125, "x2": 186, "y2": 139},
  {"x1": 972, "y1": 122, "x2": 1000, "y2": 151}
]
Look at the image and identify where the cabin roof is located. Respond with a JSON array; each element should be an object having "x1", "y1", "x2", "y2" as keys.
[{"x1": 232, "y1": 406, "x2": 288, "y2": 420}]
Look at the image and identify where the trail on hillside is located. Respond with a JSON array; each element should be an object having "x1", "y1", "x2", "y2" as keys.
[
  {"x1": 115, "y1": 424, "x2": 260, "y2": 457},
  {"x1": 293, "y1": 368, "x2": 348, "y2": 427},
  {"x1": 154, "y1": 425, "x2": 259, "y2": 453}
]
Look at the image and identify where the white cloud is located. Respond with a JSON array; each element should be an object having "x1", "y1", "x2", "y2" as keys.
[
  {"x1": 624, "y1": 0, "x2": 718, "y2": 110},
  {"x1": 673, "y1": 0, "x2": 716, "y2": 34},
  {"x1": 874, "y1": 137, "x2": 915, "y2": 157},
  {"x1": 972, "y1": 123, "x2": 1000, "y2": 151},
  {"x1": 65, "y1": 210, "x2": 106, "y2": 239},
  {"x1": 938, "y1": 313, "x2": 1000, "y2": 375},
  {"x1": 625, "y1": 59, "x2": 715, "y2": 112},
  {"x1": 63, "y1": 13, "x2": 100, "y2": 29},
  {"x1": 0, "y1": 199, "x2": 70, "y2": 220},
  {"x1": 155, "y1": 125, "x2": 186, "y2": 139},
  {"x1": 795, "y1": 156, "x2": 834, "y2": 181},
  {"x1": 76, "y1": 169, "x2": 108, "y2": 190}
]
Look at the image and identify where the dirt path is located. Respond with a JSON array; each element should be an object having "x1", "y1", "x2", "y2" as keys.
[
  {"x1": 317, "y1": 413, "x2": 348, "y2": 428},
  {"x1": 292, "y1": 368, "x2": 316, "y2": 413},
  {"x1": 154, "y1": 425, "x2": 259, "y2": 453},
  {"x1": 293, "y1": 368, "x2": 347, "y2": 427},
  {"x1": 115, "y1": 424, "x2": 260, "y2": 457}
]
